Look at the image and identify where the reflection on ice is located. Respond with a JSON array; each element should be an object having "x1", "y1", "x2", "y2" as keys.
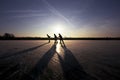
[{"x1": 56, "y1": 42, "x2": 61, "y2": 53}]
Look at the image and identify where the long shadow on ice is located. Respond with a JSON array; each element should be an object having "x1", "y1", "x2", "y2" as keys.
[
  {"x1": 0, "y1": 42, "x2": 49, "y2": 80},
  {"x1": 57, "y1": 44, "x2": 97, "y2": 80},
  {"x1": 29, "y1": 43, "x2": 57, "y2": 80},
  {"x1": 0, "y1": 42, "x2": 49, "y2": 59}
]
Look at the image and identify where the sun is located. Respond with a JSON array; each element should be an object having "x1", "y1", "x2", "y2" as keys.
[
  {"x1": 53, "y1": 24, "x2": 63, "y2": 34},
  {"x1": 54, "y1": 27, "x2": 62, "y2": 33}
]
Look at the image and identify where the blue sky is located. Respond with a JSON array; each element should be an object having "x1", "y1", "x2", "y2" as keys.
[{"x1": 0, "y1": 0, "x2": 120, "y2": 37}]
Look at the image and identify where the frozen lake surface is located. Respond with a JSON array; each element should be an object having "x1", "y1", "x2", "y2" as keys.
[{"x1": 0, "y1": 40, "x2": 120, "y2": 80}]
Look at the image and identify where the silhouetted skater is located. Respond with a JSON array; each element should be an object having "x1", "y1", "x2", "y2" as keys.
[
  {"x1": 59, "y1": 33, "x2": 65, "y2": 45},
  {"x1": 54, "y1": 34, "x2": 58, "y2": 43},
  {"x1": 47, "y1": 34, "x2": 50, "y2": 43}
]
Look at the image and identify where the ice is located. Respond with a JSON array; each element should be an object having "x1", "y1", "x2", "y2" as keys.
[{"x1": 0, "y1": 40, "x2": 120, "y2": 80}]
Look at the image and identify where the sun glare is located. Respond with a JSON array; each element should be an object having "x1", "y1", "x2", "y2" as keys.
[
  {"x1": 54, "y1": 27, "x2": 62, "y2": 33},
  {"x1": 53, "y1": 24, "x2": 63, "y2": 34}
]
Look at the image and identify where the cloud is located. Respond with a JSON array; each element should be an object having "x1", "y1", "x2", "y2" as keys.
[
  {"x1": 0, "y1": 10, "x2": 50, "y2": 18},
  {"x1": 12, "y1": 13, "x2": 49, "y2": 18},
  {"x1": 41, "y1": 0, "x2": 74, "y2": 27},
  {"x1": 6, "y1": 10, "x2": 46, "y2": 13}
]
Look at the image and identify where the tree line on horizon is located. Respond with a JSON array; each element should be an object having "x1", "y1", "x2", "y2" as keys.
[
  {"x1": 0, "y1": 33, "x2": 15, "y2": 39},
  {"x1": 0, "y1": 33, "x2": 120, "y2": 40},
  {"x1": 0, "y1": 33, "x2": 42, "y2": 40}
]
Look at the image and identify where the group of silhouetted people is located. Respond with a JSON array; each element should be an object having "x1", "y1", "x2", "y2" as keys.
[{"x1": 47, "y1": 33, "x2": 64, "y2": 44}]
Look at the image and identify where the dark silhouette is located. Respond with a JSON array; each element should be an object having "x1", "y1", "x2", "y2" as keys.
[
  {"x1": 47, "y1": 34, "x2": 51, "y2": 43},
  {"x1": 3, "y1": 33, "x2": 15, "y2": 39},
  {"x1": 29, "y1": 43, "x2": 57, "y2": 80},
  {"x1": 59, "y1": 33, "x2": 65, "y2": 45},
  {"x1": 54, "y1": 34, "x2": 58, "y2": 43},
  {"x1": 0, "y1": 33, "x2": 120, "y2": 40},
  {"x1": 57, "y1": 44, "x2": 97, "y2": 80}
]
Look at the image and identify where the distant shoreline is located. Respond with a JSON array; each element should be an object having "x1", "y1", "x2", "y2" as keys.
[{"x1": 0, "y1": 37, "x2": 120, "y2": 40}]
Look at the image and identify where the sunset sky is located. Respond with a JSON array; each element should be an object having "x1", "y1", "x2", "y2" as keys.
[{"x1": 0, "y1": 0, "x2": 120, "y2": 37}]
